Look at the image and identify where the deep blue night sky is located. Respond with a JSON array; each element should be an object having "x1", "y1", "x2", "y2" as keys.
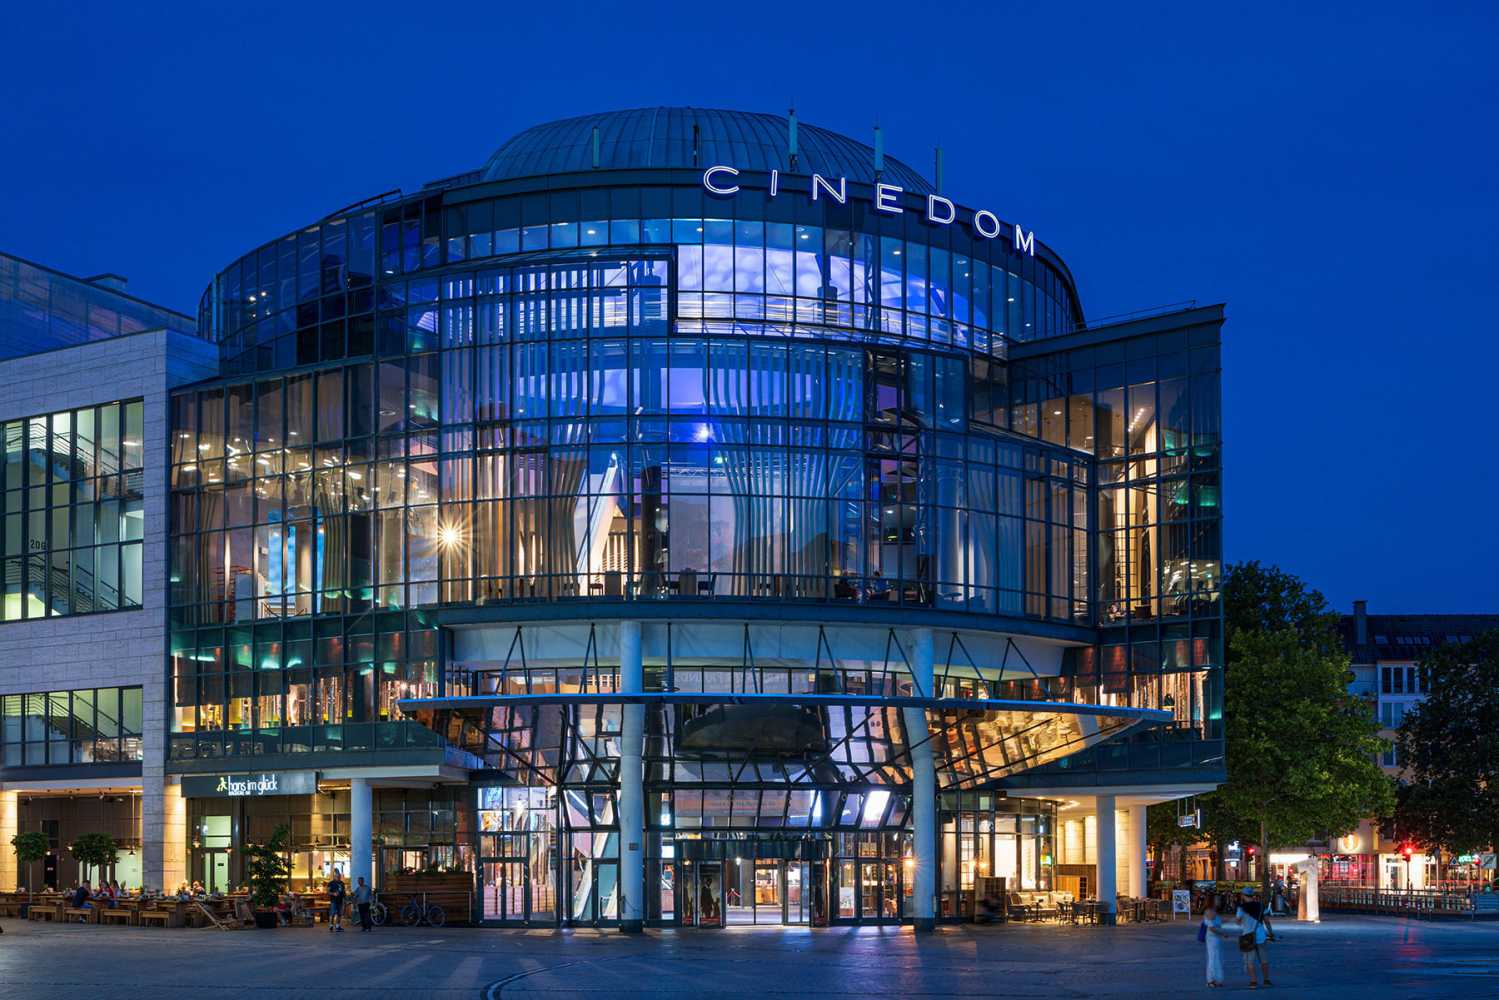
[{"x1": 3, "y1": 3, "x2": 1494, "y2": 612}]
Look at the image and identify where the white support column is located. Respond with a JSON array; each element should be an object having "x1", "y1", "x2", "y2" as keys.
[
  {"x1": 1129, "y1": 804, "x2": 1149, "y2": 900},
  {"x1": 1095, "y1": 794, "x2": 1117, "y2": 924},
  {"x1": 161, "y1": 781, "x2": 188, "y2": 893},
  {"x1": 350, "y1": 777, "x2": 372, "y2": 889},
  {"x1": 0, "y1": 789, "x2": 18, "y2": 891},
  {"x1": 902, "y1": 626, "x2": 937, "y2": 932},
  {"x1": 141, "y1": 676, "x2": 168, "y2": 892},
  {"x1": 141, "y1": 775, "x2": 166, "y2": 892},
  {"x1": 618, "y1": 620, "x2": 645, "y2": 932}
]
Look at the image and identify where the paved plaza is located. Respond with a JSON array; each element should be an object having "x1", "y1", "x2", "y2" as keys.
[{"x1": 0, "y1": 914, "x2": 1495, "y2": 998}]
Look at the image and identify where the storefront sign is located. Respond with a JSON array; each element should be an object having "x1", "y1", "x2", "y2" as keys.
[
  {"x1": 702, "y1": 165, "x2": 1037, "y2": 256},
  {"x1": 181, "y1": 771, "x2": 317, "y2": 798},
  {"x1": 1178, "y1": 810, "x2": 1200, "y2": 829},
  {"x1": 1172, "y1": 889, "x2": 1191, "y2": 916},
  {"x1": 1338, "y1": 833, "x2": 1362, "y2": 854}
]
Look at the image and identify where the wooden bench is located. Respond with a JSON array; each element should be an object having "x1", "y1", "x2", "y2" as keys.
[
  {"x1": 28, "y1": 904, "x2": 60, "y2": 922},
  {"x1": 63, "y1": 906, "x2": 97, "y2": 923},
  {"x1": 100, "y1": 908, "x2": 134, "y2": 926},
  {"x1": 138, "y1": 909, "x2": 173, "y2": 927}
]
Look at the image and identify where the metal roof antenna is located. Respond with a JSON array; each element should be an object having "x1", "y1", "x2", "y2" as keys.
[
  {"x1": 591, "y1": 124, "x2": 601, "y2": 169},
  {"x1": 873, "y1": 121, "x2": 885, "y2": 177},
  {"x1": 934, "y1": 144, "x2": 944, "y2": 195},
  {"x1": 787, "y1": 104, "x2": 799, "y2": 172}
]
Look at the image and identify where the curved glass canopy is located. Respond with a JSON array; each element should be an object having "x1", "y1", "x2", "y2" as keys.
[{"x1": 396, "y1": 691, "x2": 1169, "y2": 791}]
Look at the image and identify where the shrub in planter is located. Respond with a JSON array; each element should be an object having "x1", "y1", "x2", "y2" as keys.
[
  {"x1": 11, "y1": 831, "x2": 48, "y2": 917},
  {"x1": 243, "y1": 825, "x2": 292, "y2": 929},
  {"x1": 69, "y1": 832, "x2": 121, "y2": 885}
]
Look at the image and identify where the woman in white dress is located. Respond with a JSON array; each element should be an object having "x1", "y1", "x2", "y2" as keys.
[{"x1": 1200, "y1": 898, "x2": 1235, "y2": 987}]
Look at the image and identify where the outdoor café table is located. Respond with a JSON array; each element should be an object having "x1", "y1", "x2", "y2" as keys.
[
  {"x1": 100, "y1": 906, "x2": 133, "y2": 925},
  {"x1": 149, "y1": 901, "x2": 187, "y2": 928},
  {"x1": 1076, "y1": 900, "x2": 1104, "y2": 924},
  {"x1": 28, "y1": 899, "x2": 63, "y2": 922}
]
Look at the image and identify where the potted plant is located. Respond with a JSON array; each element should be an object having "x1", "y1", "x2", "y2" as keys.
[
  {"x1": 68, "y1": 833, "x2": 120, "y2": 888},
  {"x1": 243, "y1": 825, "x2": 292, "y2": 929},
  {"x1": 10, "y1": 831, "x2": 48, "y2": 918}
]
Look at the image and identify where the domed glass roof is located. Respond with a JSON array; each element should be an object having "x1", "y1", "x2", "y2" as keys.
[{"x1": 480, "y1": 107, "x2": 934, "y2": 193}]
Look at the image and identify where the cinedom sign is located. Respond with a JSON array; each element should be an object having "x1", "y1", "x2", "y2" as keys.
[{"x1": 702, "y1": 165, "x2": 1036, "y2": 256}]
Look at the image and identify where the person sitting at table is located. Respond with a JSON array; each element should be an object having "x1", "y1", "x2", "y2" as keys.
[
  {"x1": 190, "y1": 880, "x2": 205, "y2": 895},
  {"x1": 70, "y1": 880, "x2": 93, "y2": 920},
  {"x1": 176, "y1": 883, "x2": 193, "y2": 899}
]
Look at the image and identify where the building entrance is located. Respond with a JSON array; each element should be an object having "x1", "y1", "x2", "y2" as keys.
[
  {"x1": 675, "y1": 835, "x2": 831, "y2": 926},
  {"x1": 720, "y1": 858, "x2": 814, "y2": 925}
]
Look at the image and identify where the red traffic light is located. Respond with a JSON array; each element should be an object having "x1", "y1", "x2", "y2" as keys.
[{"x1": 1401, "y1": 844, "x2": 1414, "y2": 859}]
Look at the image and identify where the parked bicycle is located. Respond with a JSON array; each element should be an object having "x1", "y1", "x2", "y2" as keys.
[
  {"x1": 401, "y1": 891, "x2": 446, "y2": 927},
  {"x1": 368, "y1": 890, "x2": 389, "y2": 927}
]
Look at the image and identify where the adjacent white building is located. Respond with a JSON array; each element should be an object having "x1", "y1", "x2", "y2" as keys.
[{"x1": 0, "y1": 252, "x2": 216, "y2": 892}]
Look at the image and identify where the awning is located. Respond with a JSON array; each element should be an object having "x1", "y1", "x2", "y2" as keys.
[{"x1": 395, "y1": 692, "x2": 1169, "y2": 791}]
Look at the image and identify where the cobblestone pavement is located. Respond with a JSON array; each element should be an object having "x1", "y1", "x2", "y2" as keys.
[{"x1": 1, "y1": 915, "x2": 1496, "y2": 998}]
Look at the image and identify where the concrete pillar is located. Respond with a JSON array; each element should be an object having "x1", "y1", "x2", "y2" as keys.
[
  {"x1": 0, "y1": 789, "x2": 18, "y2": 890},
  {"x1": 1129, "y1": 805, "x2": 1148, "y2": 899},
  {"x1": 350, "y1": 778, "x2": 372, "y2": 888},
  {"x1": 902, "y1": 627, "x2": 937, "y2": 932},
  {"x1": 141, "y1": 774, "x2": 167, "y2": 892},
  {"x1": 141, "y1": 667, "x2": 169, "y2": 892},
  {"x1": 161, "y1": 782, "x2": 188, "y2": 892},
  {"x1": 618, "y1": 620, "x2": 645, "y2": 932},
  {"x1": 1095, "y1": 794, "x2": 1117, "y2": 924}
]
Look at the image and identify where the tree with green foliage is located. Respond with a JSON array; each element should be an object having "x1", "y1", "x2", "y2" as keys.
[
  {"x1": 1394, "y1": 631, "x2": 1499, "y2": 857},
  {"x1": 68, "y1": 833, "x2": 120, "y2": 884},
  {"x1": 1146, "y1": 801, "x2": 1200, "y2": 881},
  {"x1": 11, "y1": 831, "x2": 48, "y2": 911},
  {"x1": 1212, "y1": 562, "x2": 1395, "y2": 892},
  {"x1": 244, "y1": 824, "x2": 293, "y2": 910}
]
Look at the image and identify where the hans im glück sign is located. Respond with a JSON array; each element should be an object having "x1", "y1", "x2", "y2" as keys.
[{"x1": 180, "y1": 771, "x2": 317, "y2": 798}]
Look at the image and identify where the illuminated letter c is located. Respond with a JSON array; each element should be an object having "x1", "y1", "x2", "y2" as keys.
[{"x1": 702, "y1": 165, "x2": 741, "y2": 195}]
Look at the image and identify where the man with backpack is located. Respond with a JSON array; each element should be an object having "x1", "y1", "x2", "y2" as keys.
[{"x1": 1235, "y1": 885, "x2": 1276, "y2": 988}]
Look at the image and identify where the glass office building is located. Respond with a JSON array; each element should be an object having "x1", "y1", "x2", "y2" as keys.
[{"x1": 167, "y1": 107, "x2": 1224, "y2": 927}]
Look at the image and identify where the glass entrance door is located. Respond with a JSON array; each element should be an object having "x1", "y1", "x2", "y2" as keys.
[
  {"x1": 754, "y1": 861, "x2": 782, "y2": 924},
  {"x1": 482, "y1": 860, "x2": 528, "y2": 922},
  {"x1": 860, "y1": 862, "x2": 882, "y2": 920},
  {"x1": 785, "y1": 861, "x2": 810, "y2": 924},
  {"x1": 682, "y1": 862, "x2": 724, "y2": 927},
  {"x1": 202, "y1": 850, "x2": 230, "y2": 894}
]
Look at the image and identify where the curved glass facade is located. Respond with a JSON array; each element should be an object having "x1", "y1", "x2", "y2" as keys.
[
  {"x1": 167, "y1": 114, "x2": 1224, "y2": 929},
  {"x1": 172, "y1": 251, "x2": 1088, "y2": 626},
  {"x1": 201, "y1": 177, "x2": 1081, "y2": 379}
]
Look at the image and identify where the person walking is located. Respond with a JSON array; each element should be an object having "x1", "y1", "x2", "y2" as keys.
[
  {"x1": 1235, "y1": 885, "x2": 1276, "y2": 988},
  {"x1": 326, "y1": 870, "x2": 347, "y2": 932},
  {"x1": 353, "y1": 877, "x2": 373, "y2": 932},
  {"x1": 1198, "y1": 897, "x2": 1233, "y2": 987}
]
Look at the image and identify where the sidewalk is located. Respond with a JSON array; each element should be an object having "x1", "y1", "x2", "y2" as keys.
[{"x1": 1, "y1": 914, "x2": 1495, "y2": 998}]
